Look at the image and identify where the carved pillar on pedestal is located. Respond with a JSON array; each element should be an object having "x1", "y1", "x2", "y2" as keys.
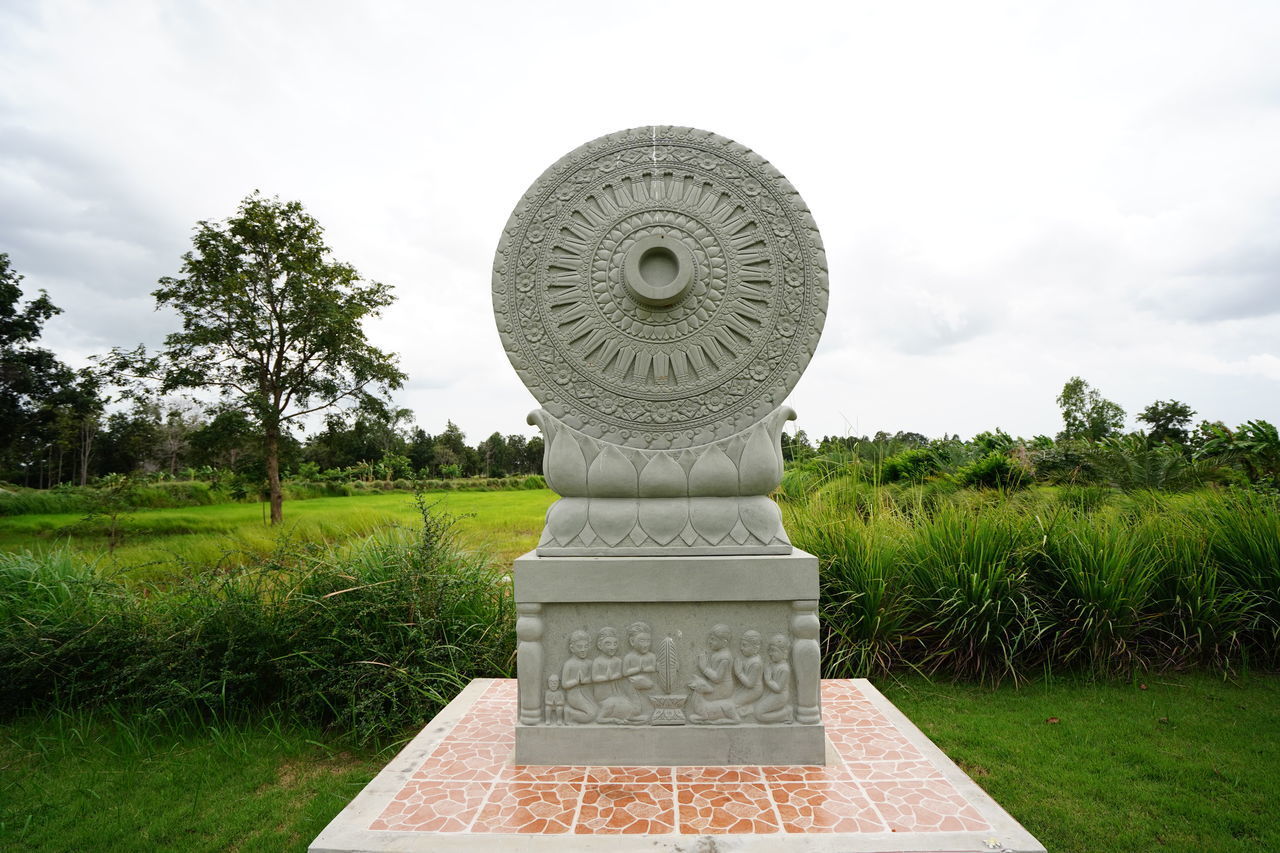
[{"x1": 515, "y1": 603, "x2": 544, "y2": 725}]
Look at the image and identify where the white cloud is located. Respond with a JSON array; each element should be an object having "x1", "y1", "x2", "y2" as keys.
[{"x1": 2, "y1": 0, "x2": 1278, "y2": 445}]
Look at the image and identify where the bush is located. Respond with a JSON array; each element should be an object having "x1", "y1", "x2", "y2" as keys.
[
  {"x1": 784, "y1": 485, "x2": 1280, "y2": 682},
  {"x1": 955, "y1": 452, "x2": 1028, "y2": 490},
  {"x1": 880, "y1": 448, "x2": 938, "y2": 483},
  {"x1": 0, "y1": 498, "x2": 514, "y2": 743}
]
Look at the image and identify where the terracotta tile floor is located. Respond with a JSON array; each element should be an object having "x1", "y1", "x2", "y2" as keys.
[{"x1": 370, "y1": 679, "x2": 994, "y2": 836}]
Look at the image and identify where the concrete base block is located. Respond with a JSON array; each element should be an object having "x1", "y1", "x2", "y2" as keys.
[
  {"x1": 513, "y1": 550, "x2": 827, "y2": 766},
  {"x1": 514, "y1": 720, "x2": 825, "y2": 766}
]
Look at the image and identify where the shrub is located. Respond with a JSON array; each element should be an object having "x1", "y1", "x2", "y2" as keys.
[
  {"x1": 881, "y1": 448, "x2": 938, "y2": 483},
  {"x1": 955, "y1": 452, "x2": 1027, "y2": 490},
  {"x1": 0, "y1": 498, "x2": 514, "y2": 744}
]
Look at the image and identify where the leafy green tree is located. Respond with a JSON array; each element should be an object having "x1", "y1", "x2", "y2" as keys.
[
  {"x1": 1197, "y1": 420, "x2": 1280, "y2": 487},
  {"x1": 1136, "y1": 399, "x2": 1196, "y2": 446},
  {"x1": 1056, "y1": 376, "x2": 1125, "y2": 442},
  {"x1": 105, "y1": 193, "x2": 405, "y2": 522},
  {"x1": 188, "y1": 408, "x2": 259, "y2": 473},
  {"x1": 406, "y1": 427, "x2": 436, "y2": 475},
  {"x1": 479, "y1": 432, "x2": 513, "y2": 477},
  {"x1": 0, "y1": 253, "x2": 100, "y2": 485},
  {"x1": 524, "y1": 435, "x2": 544, "y2": 476},
  {"x1": 781, "y1": 429, "x2": 815, "y2": 463}
]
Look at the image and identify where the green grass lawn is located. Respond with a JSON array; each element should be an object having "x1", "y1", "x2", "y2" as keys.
[
  {"x1": 882, "y1": 672, "x2": 1280, "y2": 852},
  {"x1": 0, "y1": 711, "x2": 380, "y2": 852},
  {"x1": 0, "y1": 490, "x2": 556, "y2": 579},
  {"x1": 1, "y1": 673, "x2": 1275, "y2": 852}
]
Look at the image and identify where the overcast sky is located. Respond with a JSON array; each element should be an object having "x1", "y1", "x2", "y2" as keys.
[{"x1": 3, "y1": 0, "x2": 1278, "y2": 443}]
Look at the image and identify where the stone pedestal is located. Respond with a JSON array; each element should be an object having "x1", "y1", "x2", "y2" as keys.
[{"x1": 513, "y1": 550, "x2": 825, "y2": 766}]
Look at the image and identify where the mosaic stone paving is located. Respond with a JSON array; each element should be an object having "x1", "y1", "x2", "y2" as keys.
[{"x1": 368, "y1": 680, "x2": 998, "y2": 837}]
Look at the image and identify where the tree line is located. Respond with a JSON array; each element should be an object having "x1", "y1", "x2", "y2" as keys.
[
  {"x1": 4, "y1": 193, "x2": 1276, "y2": 519},
  {"x1": 1, "y1": 193, "x2": 541, "y2": 512},
  {"x1": 778, "y1": 376, "x2": 1277, "y2": 493}
]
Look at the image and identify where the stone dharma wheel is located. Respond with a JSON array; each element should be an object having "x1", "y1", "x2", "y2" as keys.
[{"x1": 492, "y1": 126, "x2": 828, "y2": 451}]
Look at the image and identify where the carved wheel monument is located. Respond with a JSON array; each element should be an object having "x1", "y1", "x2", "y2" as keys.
[{"x1": 494, "y1": 126, "x2": 828, "y2": 764}]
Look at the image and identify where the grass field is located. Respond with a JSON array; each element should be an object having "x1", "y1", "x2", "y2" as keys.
[
  {"x1": 1, "y1": 672, "x2": 1275, "y2": 852},
  {"x1": 0, "y1": 489, "x2": 556, "y2": 579},
  {"x1": 2, "y1": 487, "x2": 1277, "y2": 850}
]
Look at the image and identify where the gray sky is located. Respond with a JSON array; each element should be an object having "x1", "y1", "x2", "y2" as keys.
[{"x1": 3, "y1": 0, "x2": 1278, "y2": 443}]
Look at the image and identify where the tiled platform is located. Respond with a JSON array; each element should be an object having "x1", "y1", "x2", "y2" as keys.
[{"x1": 311, "y1": 678, "x2": 1045, "y2": 852}]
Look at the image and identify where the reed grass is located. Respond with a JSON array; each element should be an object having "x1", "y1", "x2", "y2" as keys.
[
  {"x1": 0, "y1": 497, "x2": 515, "y2": 744},
  {"x1": 788, "y1": 484, "x2": 1280, "y2": 681}
]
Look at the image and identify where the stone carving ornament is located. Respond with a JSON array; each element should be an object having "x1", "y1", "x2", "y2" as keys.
[{"x1": 492, "y1": 126, "x2": 828, "y2": 452}]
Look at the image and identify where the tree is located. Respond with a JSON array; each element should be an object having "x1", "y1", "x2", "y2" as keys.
[
  {"x1": 189, "y1": 408, "x2": 259, "y2": 473},
  {"x1": 106, "y1": 193, "x2": 405, "y2": 522},
  {"x1": 1136, "y1": 399, "x2": 1196, "y2": 447},
  {"x1": 780, "y1": 428, "x2": 814, "y2": 463},
  {"x1": 1056, "y1": 377, "x2": 1125, "y2": 442},
  {"x1": 1, "y1": 253, "x2": 99, "y2": 485},
  {"x1": 1197, "y1": 420, "x2": 1280, "y2": 487}
]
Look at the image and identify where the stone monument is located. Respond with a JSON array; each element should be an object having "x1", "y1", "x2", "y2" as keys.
[{"x1": 492, "y1": 126, "x2": 828, "y2": 765}]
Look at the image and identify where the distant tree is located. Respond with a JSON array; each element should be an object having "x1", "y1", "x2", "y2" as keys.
[
  {"x1": 189, "y1": 408, "x2": 259, "y2": 472},
  {"x1": 971, "y1": 428, "x2": 1014, "y2": 454},
  {"x1": 780, "y1": 429, "x2": 815, "y2": 463},
  {"x1": 104, "y1": 193, "x2": 405, "y2": 522},
  {"x1": 1056, "y1": 376, "x2": 1125, "y2": 442},
  {"x1": 0, "y1": 253, "x2": 94, "y2": 485},
  {"x1": 1197, "y1": 420, "x2": 1280, "y2": 487},
  {"x1": 524, "y1": 435, "x2": 545, "y2": 475},
  {"x1": 154, "y1": 401, "x2": 202, "y2": 477},
  {"x1": 506, "y1": 434, "x2": 528, "y2": 474},
  {"x1": 406, "y1": 427, "x2": 436, "y2": 475},
  {"x1": 96, "y1": 401, "x2": 162, "y2": 476},
  {"x1": 1136, "y1": 399, "x2": 1196, "y2": 446},
  {"x1": 479, "y1": 432, "x2": 512, "y2": 477}
]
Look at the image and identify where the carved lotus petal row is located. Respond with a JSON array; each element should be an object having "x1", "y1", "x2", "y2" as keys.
[
  {"x1": 542, "y1": 496, "x2": 787, "y2": 550},
  {"x1": 531, "y1": 406, "x2": 795, "y2": 499}
]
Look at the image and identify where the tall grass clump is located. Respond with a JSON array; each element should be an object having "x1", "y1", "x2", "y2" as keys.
[
  {"x1": 0, "y1": 496, "x2": 513, "y2": 744},
  {"x1": 791, "y1": 501, "x2": 909, "y2": 678},
  {"x1": 1039, "y1": 516, "x2": 1164, "y2": 673},
  {"x1": 905, "y1": 505, "x2": 1044, "y2": 682},
  {"x1": 786, "y1": 482, "x2": 1280, "y2": 681}
]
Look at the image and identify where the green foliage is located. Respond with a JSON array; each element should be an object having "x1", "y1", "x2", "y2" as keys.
[
  {"x1": 1096, "y1": 435, "x2": 1211, "y2": 491},
  {"x1": 1197, "y1": 419, "x2": 1280, "y2": 488},
  {"x1": 905, "y1": 506, "x2": 1044, "y2": 682},
  {"x1": 786, "y1": 485, "x2": 1280, "y2": 682},
  {"x1": 1137, "y1": 398, "x2": 1196, "y2": 446},
  {"x1": 0, "y1": 254, "x2": 102, "y2": 487},
  {"x1": 1055, "y1": 484, "x2": 1114, "y2": 513},
  {"x1": 954, "y1": 451, "x2": 1027, "y2": 490},
  {"x1": 880, "y1": 447, "x2": 939, "y2": 483},
  {"x1": 1056, "y1": 376, "x2": 1125, "y2": 441},
  {"x1": 103, "y1": 192, "x2": 407, "y2": 524},
  {"x1": 0, "y1": 499, "x2": 514, "y2": 743}
]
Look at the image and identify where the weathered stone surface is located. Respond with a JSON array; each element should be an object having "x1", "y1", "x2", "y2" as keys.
[{"x1": 492, "y1": 126, "x2": 828, "y2": 451}]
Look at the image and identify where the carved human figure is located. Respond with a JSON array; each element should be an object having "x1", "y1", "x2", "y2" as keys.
[
  {"x1": 732, "y1": 629, "x2": 765, "y2": 714},
  {"x1": 754, "y1": 634, "x2": 793, "y2": 723},
  {"x1": 544, "y1": 674, "x2": 565, "y2": 725},
  {"x1": 591, "y1": 627, "x2": 638, "y2": 723},
  {"x1": 696, "y1": 624, "x2": 734, "y2": 702},
  {"x1": 622, "y1": 621, "x2": 656, "y2": 722},
  {"x1": 560, "y1": 629, "x2": 596, "y2": 724},
  {"x1": 686, "y1": 675, "x2": 740, "y2": 724}
]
